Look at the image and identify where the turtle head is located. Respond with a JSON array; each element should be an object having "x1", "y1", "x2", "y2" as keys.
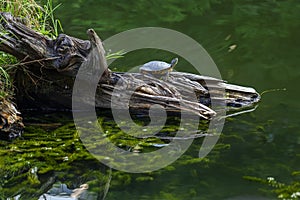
[{"x1": 170, "y1": 58, "x2": 178, "y2": 68}]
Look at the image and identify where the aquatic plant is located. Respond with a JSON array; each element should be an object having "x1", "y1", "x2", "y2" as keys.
[
  {"x1": 0, "y1": 117, "x2": 112, "y2": 199},
  {"x1": 244, "y1": 175, "x2": 300, "y2": 200}
]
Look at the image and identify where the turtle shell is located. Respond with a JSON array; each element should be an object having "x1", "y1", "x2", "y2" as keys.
[{"x1": 139, "y1": 61, "x2": 172, "y2": 75}]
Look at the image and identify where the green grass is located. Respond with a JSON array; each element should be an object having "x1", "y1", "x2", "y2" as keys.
[
  {"x1": 40, "y1": 0, "x2": 64, "y2": 38},
  {"x1": 0, "y1": 0, "x2": 63, "y2": 38},
  {"x1": 0, "y1": 0, "x2": 63, "y2": 98},
  {"x1": 0, "y1": 53, "x2": 15, "y2": 98},
  {"x1": 0, "y1": 66, "x2": 12, "y2": 98},
  {"x1": 106, "y1": 49, "x2": 126, "y2": 60}
]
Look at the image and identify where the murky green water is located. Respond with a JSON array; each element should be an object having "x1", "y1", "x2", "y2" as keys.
[{"x1": 1, "y1": 1, "x2": 300, "y2": 199}]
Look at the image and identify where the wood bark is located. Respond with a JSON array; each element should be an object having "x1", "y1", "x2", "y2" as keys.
[{"x1": 0, "y1": 98, "x2": 24, "y2": 139}]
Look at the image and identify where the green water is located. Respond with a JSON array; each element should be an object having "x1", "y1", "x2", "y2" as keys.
[{"x1": 1, "y1": 0, "x2": 300, "y2": 199}]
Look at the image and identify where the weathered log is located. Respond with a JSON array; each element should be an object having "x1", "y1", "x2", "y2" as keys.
[
  {"x1": 0, "y1": 97, "x2": 24, "y2": 139},
  {"x1": 0, "y1": 12, "x2": 260, "y2": 123}
]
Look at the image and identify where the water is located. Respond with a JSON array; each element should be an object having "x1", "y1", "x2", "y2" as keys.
[{"x1": 1, "y1": 0, "x2": 300, "y2": 199}]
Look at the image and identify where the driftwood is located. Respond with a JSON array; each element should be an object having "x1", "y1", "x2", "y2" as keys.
[{"x1": 0, "y1": 12, "x2": 260, "y2": 137}]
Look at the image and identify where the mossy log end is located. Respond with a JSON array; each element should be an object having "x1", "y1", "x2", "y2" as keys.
[{"x1": 0, "y1": 12, "x2": 260, "y2": 138}]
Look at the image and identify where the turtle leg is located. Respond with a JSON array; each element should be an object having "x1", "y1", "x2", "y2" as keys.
[{"x1": 161, "y1": 71, "x2": 169, "y2": 81}]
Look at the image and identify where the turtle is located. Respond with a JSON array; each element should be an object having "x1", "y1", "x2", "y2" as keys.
[{"x1": 139, "y1": 58, "x2": 178, "y2": 80}]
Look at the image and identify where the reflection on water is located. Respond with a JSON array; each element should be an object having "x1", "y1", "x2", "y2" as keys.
[
  {"x1": 40, "y1": 183, "x2": 88, "y2": 199},
  {"x1": 1, "y1": 0, "x2": 300, "y2": 199}
]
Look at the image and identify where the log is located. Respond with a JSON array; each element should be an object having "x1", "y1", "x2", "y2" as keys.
[
  {"x1": 0, "y1": 97, "x2": 24, "y2": 139},
  {"x1": 0, "y1": 12, "x2": 260, "y2": 129}
]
